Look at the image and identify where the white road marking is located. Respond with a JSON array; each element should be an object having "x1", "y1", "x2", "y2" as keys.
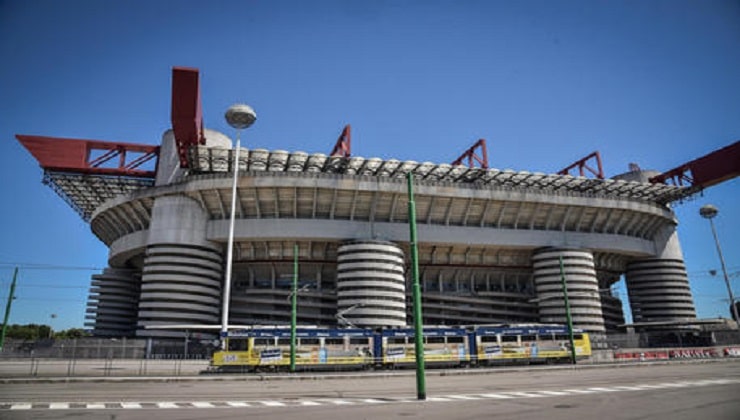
[
  {"x1": 502, "y1": 392, "x2": 546, "y2": 398},
  {"x1": 299, "y1": 401, "x2": 322, "y2": 406},
  {"x1": 658, "y1": 382, "x2": 691, "y2": 388},
  {"x1": 260, "y1": 401, "x2": 286, "y2": 407},
  {"x1": 536, "y1": 390, "x2": 572, "y2": 396},
  {"x1": 478, "y1": 393, "x2": 516, "y2": 399},
  {"x1": 329, "y1": 399, "x2": 354, "y2": 405},
  {"x1": 226, "y1": 401, "x2": 251, "y2": 407},
  {"x1": 563, "y1": 389, "x2": 597, "y2": 394},
  {"x1": 427, "y1": 397, "x2": 453, "y2": 402},
  {"x1": 4, "y1": 376, "x2": 738, "y2": 411},
  {"x1": 447, "y1": 395, "x2": 481, "y2": 400}
]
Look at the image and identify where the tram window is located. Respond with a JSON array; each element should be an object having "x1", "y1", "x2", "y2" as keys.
[
  {"x1": 555, "y1": 334, "x2": 570, "y2": 341},
  {"x1": 277, "y1": 338, "x2": 291, "y2": 346},
  {"x1": 573, "y1": 334, "x2": 583, "y2": 340},
  {"x1": 501, "y1": 335, "x2": 518, "y2": 342},
  {"x1": 521, "y1": 335, "x2": 536, "y2": 342},
  {"x1": 301, "y1": 338, "x2": 320, "y2": 345},
  {"x1": 325, "y1": 338, "x2": 344, "y2": 345},
  {"x1": 388, "y1": 337, "x2": 406, "y2": 344},
  {"x1": 447, "y1": 336, "x2": 464, "y2": 344},
  {"x1": 350, "y1": 338, "x2": 369, "y2": 345},
  {"x1": 254, "y1": 338, "x2": 272, "y2": 346},
  {"x1": 541, "y1": 334, "x2": 555, "y2": 341},
  {"x1": 481, "y1": 336, "x2": 498, "y2": 343},
  {"x1": 427, "y1": 337, "x2": 445, "y2": 344},
  {"x1": 227, "y1": 339, "x2": 247, "y2": 351}
]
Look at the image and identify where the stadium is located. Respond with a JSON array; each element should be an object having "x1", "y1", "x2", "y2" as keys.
[{"x1": 16, "y1": 68, "x2": 738, "y2": 348}]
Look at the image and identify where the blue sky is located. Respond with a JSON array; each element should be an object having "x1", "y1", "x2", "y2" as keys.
[{"x1": 0, "y1": 0, "x2": 738, "y2": 331}]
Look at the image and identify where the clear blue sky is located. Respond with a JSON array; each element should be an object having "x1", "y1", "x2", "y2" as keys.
[{"x1": 0, "y1": 0, "x2": 738, "y2": 331}]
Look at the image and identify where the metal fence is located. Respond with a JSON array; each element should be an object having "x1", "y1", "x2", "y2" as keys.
[
  {"x1": 0, "y1": 358, "x2": 211, "y2": 378},
  {"x1": 0, "y1": 337, "x2": 215, "y2": 378},
  {"x1": 0, "y1": 337, "x2": 215, "y2": 360}
]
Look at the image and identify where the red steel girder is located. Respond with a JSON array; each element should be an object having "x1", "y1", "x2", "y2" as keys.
[
  {"x1": 171, "y1": 66, "x2": 205, "y2": 168},
  {"x1": 650, "y1": 140, "x2": 739, "y2": 188},
  {"x1": 451, "y1": 139, "x2": 489, "y2": 169},
  {"x1": 329, "y1": 125, "x2": 352, "y2": 157},
  {"x1": 558, "y1": 151, "x2": 605, "y2": 179},
  {"x1": 16, "y1": 135, "x2": 159, "y2": 178}
]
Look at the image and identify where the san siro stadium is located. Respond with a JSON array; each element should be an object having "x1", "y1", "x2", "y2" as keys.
[{"x1": 19, "y1": 67, "x2": 731, "y2": 348}]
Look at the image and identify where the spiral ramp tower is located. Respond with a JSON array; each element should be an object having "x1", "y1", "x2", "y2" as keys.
[
  {"x1": 86, "y1": 268, "x2": 140, "y2": 337},
  {"x1": 625, "y1": 224, "x2": 697, "y2": 325},
  {"x1": 626, "y1": 259, "x2": 696, "y2": 323},
  {"x1": 336, "y1": 240, "x2": 407, "y2": 327},
  {"x1": 135, "y1": 195, "x2": 224, "y2": 338},
  {"x1": 532, "y1": 248, "x2": 606, "y2": 333}
]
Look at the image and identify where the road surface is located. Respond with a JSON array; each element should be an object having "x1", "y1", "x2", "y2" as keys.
[{"x1": 1, "y1": 361, "x2": 738, "y2": 419}]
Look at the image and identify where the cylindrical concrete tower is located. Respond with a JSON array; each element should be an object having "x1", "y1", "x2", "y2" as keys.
[
  {"x1": 625, "y1": 225, "x2": 696, "y2": 323},
  {"x1": 532, "y1": 248, "x2": 605, "y2": 333},
  {"x1": 599, "y1": 294, "x2": 626, "y2": 332},
  {"x1": 336, "y1": 240, "x2": 407, "y2": 327},
  {"x1": 87, "y1": 268, "x2": 140, "y2": 337},
  {"x1": 136, "y1": 195, "x2": 224, "y2": 338},
  {"x1": 626, "y1": 258, "x2": 696, "y2": 322}
]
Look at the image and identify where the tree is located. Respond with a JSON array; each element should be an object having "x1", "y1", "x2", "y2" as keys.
[
  {"x1": 55, "y1": 328, "x2": 90, "y2": 339},
  {"x1": 5, "y1": 324, "x2": 48, "y2": 340}
]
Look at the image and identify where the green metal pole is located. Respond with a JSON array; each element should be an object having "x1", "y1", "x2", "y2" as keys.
[
  {"x1": 0, "y1": 267, "x2": 19, "y2": 352},
  {"x1": 559, "y1": 256, "x2": 577, "y2": 365},
  {"x1": 290, "y1": 243, "x2": 298, "y2": 373},
  {"x1": 407, "y1": 172, "x2": 426, "y2": 400}
]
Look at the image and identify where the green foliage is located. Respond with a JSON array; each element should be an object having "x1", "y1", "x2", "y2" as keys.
[
  {"x1": 3, "y1": 324, "x2": 46, "y2": 340},
  {"x1": 2, "y1": 324, "x2": 90, "y2": 340},
  {"x1": 55, "y1": 328, "x2": 90, "y2": 339}
]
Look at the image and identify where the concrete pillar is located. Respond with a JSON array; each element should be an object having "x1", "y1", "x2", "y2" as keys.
[
  {"x1": 136, "y1": 195, "x2": 223, "y2": 338},
  {"x1": 336, "y1": 240, "x2": 407, "y2": 327},
  {"x1": 532, "y1": 248, "x2": 606, "y2": 333}
]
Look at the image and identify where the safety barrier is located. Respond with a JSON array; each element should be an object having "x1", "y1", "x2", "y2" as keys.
[{"x1": 614, "y1": 346, "x2": 740, "y2": 361}]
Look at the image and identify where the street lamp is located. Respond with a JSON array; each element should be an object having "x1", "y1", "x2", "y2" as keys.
[
  {"x1": 558, "y1": 256, "x2": 577, "y2": 365},
  {"x1": 407, "y1": 172, "x2": 426, "y2": 400},
  {"x1": 221, "y1": 104, "x2": 257, "y2": 349},
  {"x1": 49, "y1": 314, "x2": 57, "y2": 339},
  {"x1": 699, "y1": 204, "x2": 739, "y2": 327}
]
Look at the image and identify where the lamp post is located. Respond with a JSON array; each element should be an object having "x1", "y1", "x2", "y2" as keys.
[
  {"x1": 49, "y1": 314, "x2": 57, "y2": 339},
  {"x1": 221, "y1": 104, "x2": 256, "y2": 349},
  {"x1": 558, "y1": 256, "x2": 577, "y2": 365},
  {"x1": 290, "y1": 243, "x2": 298, "y2": 373},
  {"x1": 699, "y1": 204, "x2": 739, "y2": 326},
  {"x1": 407, "y1": 172, "x2": 426, "y2": 400}
]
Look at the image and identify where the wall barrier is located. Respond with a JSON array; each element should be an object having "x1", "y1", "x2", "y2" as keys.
[{"x1": 614, "y1": 346, "x2": 740, "y2": 361}]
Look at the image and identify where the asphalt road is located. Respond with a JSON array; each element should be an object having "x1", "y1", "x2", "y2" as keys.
[{"x1": 1, "y1": 361, "x2": 739, "y2": 419}]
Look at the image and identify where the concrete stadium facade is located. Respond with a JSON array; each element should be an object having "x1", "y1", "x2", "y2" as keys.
[{"x1": 85, "y1": 129, "x2": 697, "y2": 344}]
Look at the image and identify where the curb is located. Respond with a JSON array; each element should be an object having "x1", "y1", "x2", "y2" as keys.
[{"x1": 2, "y1": 358, "x2": 737, "y2": 384}]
